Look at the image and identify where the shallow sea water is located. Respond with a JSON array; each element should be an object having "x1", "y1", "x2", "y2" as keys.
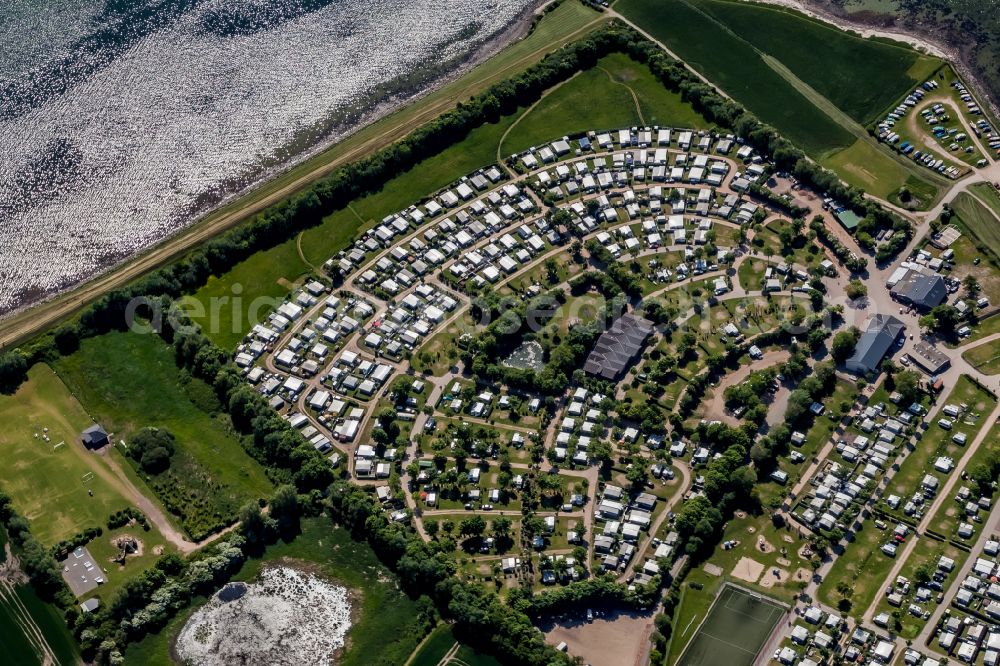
[{"x1": 0, "y1": 0, "x2": 534, "y2": 314}]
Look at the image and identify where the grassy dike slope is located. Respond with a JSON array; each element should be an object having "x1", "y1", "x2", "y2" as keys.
[
  {"x1": 190, "y1": 50, "x2": 714, "y2": 350},
  {"x1": 0, "y1": 1, "x2": 607, "y2": 352}
]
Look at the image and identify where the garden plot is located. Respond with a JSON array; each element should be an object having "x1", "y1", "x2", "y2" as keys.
[{"x1": 176, "y1": 566, "x2": 352, "y2": 666}]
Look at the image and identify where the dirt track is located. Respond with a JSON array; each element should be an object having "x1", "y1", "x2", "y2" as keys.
[{"x1": 0, "y1": 8, "x2": 608, "y2": 352}]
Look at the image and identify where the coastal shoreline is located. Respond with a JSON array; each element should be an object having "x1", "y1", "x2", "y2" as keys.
[{"x1": 0, "y1": 0, "x2": 550, "y2": 327}]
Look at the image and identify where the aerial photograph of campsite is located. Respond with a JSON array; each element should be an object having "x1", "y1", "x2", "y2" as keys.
[{"x1": 3, "y1": 0, "x2": 1000, "y2": 665}]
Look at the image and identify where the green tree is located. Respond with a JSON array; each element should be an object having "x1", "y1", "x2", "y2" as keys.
[{"x1": 128, "y1": 427, "x2": 177, "y2": 474}]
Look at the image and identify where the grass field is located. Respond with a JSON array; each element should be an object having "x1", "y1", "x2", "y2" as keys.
[
  {"x1": 615, "y1": 0, "x2": 942, "y2": 206},
  {"x1": 927, "y1": 420, "x2": 1000, "y2": 539},
  {"x1": 677, "y1": 584, "x2": 785, "y2": 666},
  {"x1": 0, "y1": 365, "x2": 158, "y2": 545},
  {"x1": 952, "y1": 190, "x2": 1000, "y2": 262},
  {"x1": 501, "y1": 52, "x2": 710, "y2": 155},
  {"x1": 616, "y1": 0, "x2": 854, "y2": 156},
  {"x1": 881, "y1": 377, "x2": 996, "y2": 524},
  {"x1": 822, "y1": 139, "x2": 938, "y2": 204},
  {"x1": 963, "y1": 343, "x2": 1000, "y2": 375},
  {"x1": 685, "y1": 0, "x2": 941, "y2": 125},
  {"x1": 124, "y1": 517, "x2": 427, "y2": 666},
  {"x1": 0, "y1": 577, "x2": 80, "y2": 666},
  {"x1": 53, "y1": 332, "x2": 273, "y2": 540}
]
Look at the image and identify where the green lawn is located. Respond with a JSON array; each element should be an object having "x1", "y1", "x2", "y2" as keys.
[
  {"x1": 0, "y1": 365, "x2": 159, "y2": 545},
  {"x1": 410, "y1": 625, "x2": 460, "y2": 666},
  {"x1": 686, "y1": 0, "x2": 941, "y2": 125},
  {"x1": 53, "y1": 332, "x2": 273, "y2": 540},
  {"x1": 736, "y1": 259, "x2": 766, "y2": 292},
  {"x1": 870, "y1": 541, "x2": 967, "y2": 640},
  {"x1": 616, "y1": 0, "x2": 855, "y2": 156},
  {"x1": 963, "y1": 343, "x2": 1000, "y2": 375},
  {"x1": 821, "y1": 139, "x2": 938, "y2": 205},
  {"x1": 501, "y1": 52, "x2": 710, "y2": 155},
  {"x1": 817, "y1": 515, "x2": 896, "y2": 618},
  {"x1": 927, "y1": 421, "x2": 1000, "y2": 539}
]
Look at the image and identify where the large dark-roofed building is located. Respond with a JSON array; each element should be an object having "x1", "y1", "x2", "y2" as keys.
[
  {"x1": 583, "y1": 314, "x2": 654, "y2": 381},
  {"x1": 81, "y1": 424, "x2": 109, "y2": 450},
  {"x1": 910, "y1": 341, "x2": 951, "y2": 375},
  {"x1": 846, "y1": 314, "x2": 905, "y2": 375},
  {"x1": 891, "y1": 270, "x2": 947, "y2": 310}
]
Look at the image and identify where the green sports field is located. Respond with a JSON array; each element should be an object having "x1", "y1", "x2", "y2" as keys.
[
  {"x1": 0, "y1": 365, "x2": 154, "y2": 545},
  {"x1": 678, "y1": 585, "x2": 786, "y2": 666}
]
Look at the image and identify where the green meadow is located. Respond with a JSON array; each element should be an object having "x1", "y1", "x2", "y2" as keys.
[{"x1": 53, "y1": 332, "x2": 273, "y2": 540}]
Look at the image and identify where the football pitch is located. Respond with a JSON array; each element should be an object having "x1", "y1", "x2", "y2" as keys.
[{"x1": 678, "y1": 585, "x2": 787, "y2": 666}]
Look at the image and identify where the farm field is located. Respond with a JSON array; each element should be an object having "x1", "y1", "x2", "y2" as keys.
[
  {"x1": 677, "y1": 584, "x2": 785, "y2": 666},
  {"x1": 0, "y1": 574, "x2": 80, "y2": 666},
  {"x1": 53, "y1": 332, "x2": 273, "y2": 541},
  {"x1": 615, "y1": 0, "x2": 852, "y2": 157},
  {"x1": 615, "y1": 0, "x2": 942, "y2": 206},
  {"x1": 0, "y1": 365, "x2": 155, "y2": 545},
  {"x1": 123, "y1": 517, "x2": 428, "y2": 666},
  {"x1": 684, "y1": 0, "x2": 941, "y2": 125}
]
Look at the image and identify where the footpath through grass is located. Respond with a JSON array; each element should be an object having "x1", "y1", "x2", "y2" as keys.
[
  {"x1": 125, "y1": 517, "x2": 427, "y2": 666},
  {"x1": 616, "y1": 0, "x2": 853, "y2": 156},
  {"x1": 501, "y1": 52, "x2": 710, "y2": 155},
  {"x1": 953, "y1": 187, "x2": 1000, "y2": 262},
  {"x1": 54, "y1": 332, "x2": 273, "y2": 540}
]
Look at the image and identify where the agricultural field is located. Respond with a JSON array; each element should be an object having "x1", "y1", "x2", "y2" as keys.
[
  {"x1": 616, "y1": 0, "x2": 852, "y2": 157},
  {"x1": 616, "y1": 0, "x2": 943, "y2": 205},
  {"x1": 123, "y1": 517, "x2": 429, "y2": 666},
  {"x1": 0, "y1": 558, "x2": 80, "y2": 666},
  {"x1": 0, "y1": 365, "x2": 155, "y2": 546},
  {"x1": 682, "y1": 0, "x2": 941, "y2": 125},
  {"x1": 53, "y1": 332, "x2": 273, "y2": 540}
]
